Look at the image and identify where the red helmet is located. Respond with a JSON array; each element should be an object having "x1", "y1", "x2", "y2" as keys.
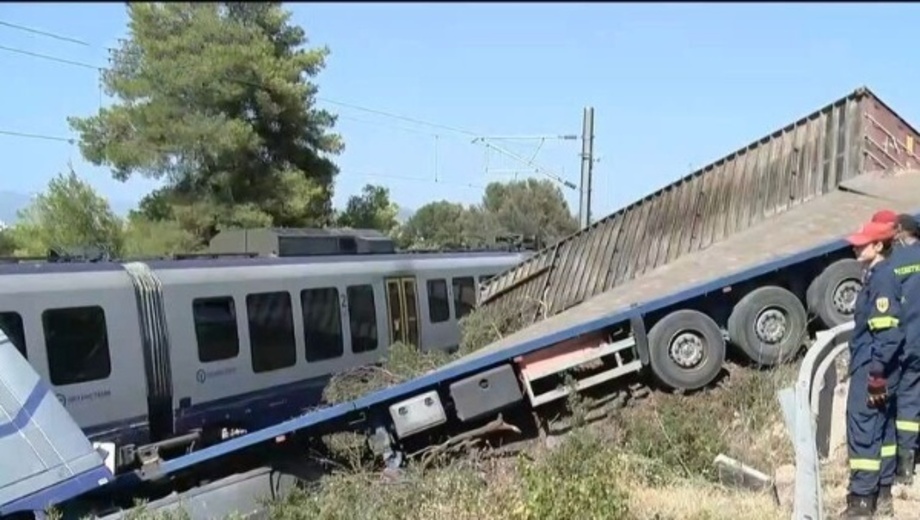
[
  {"x1": 871, "y1": 209, "x2": 898, "y2": 224},
  {"x1": 847, "y1": 221, "x2": 896, "y2": 247}
]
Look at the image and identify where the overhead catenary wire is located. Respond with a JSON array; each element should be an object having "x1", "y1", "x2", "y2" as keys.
[
  {"x1": 0, "y1": 43, "x2": 479, "y2": 144},
  {"x1": 0, "y1": 39, "x2": 575, "y2": 190},
  {"x1": 0, "y1": 43, "x2": 100, "y2": 70},
  {"x1": 0, "y1": 129, "x2": 74, "y2": 144},
  {"x1": 0, "y1": 20, "x2": 90, "y2": 47}
]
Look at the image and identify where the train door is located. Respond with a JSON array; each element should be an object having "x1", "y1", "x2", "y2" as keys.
[{"x1": 385, "y1": 277, "x2": 420, "y2": 347}]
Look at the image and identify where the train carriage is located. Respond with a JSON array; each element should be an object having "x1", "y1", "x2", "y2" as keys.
[{"x1": 0, "y1": 230, "x2": 528, "y2": 473}]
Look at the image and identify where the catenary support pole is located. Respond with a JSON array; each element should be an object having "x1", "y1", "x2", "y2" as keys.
[{"x1": 579, "y1": 107, "x2": 595, "y2": 228}]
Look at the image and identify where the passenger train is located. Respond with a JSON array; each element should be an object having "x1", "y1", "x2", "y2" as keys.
[{"x1": 0, "y1": 246, "x2": 527, "y2": 472}]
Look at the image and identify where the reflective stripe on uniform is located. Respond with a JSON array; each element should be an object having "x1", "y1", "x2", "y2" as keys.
[
  {"x1": 868, "y1": 316, "x2": 900, "y2": 330},
  {"x1": 851, "y1": 458, "x2": 881, "y2": 471},
  {"x1": 894, "y1": 263, "x2": 920, "y2": 276},
  {"x1": 882, "y1": 444, "x2": 897, "y2": 457},
  {"x1": 897, "y1": 420, "x2": 920, "y2": 433}
]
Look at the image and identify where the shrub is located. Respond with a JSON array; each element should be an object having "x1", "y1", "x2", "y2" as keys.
[{"x1": 512, "y1": 432, "x2": 632, "y2": 520}]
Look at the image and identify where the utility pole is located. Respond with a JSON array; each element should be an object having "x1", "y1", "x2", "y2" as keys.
[{"x1": 579, "y1": 106, "x2": 595, "y2": 228}]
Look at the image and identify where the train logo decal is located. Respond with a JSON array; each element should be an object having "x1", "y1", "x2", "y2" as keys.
[
  {"x1": 56, "y1": 393, "x2": 66, "y2": 406},
  {"x1": 196, "y1": 367, "x2": 238, "y2": 384}
]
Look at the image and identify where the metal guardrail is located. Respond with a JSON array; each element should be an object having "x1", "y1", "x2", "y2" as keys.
[{"x1": 778, "y1": 321, "x2": 855, "y2": 520}]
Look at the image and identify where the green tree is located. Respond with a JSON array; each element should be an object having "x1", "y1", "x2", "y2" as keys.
[
  {"x1": 122, "y1": 213, "x2": 200, "y2": 258},
  {"x1": 0, "y1": 230, "x2": 17, "y2": 256},
  {"x1": 399, "y1": 200, "x2": 470, "y2": 249},
  {"x1": 478, "y1": 178, "x2": 579, "y2": 245},
  {"x1": 337, "y1": 184, "x2": 399, "y2": 233},
  {"x1": 68, "y1": 2, "x2": 342, "y2": 243},
  {"x1": 9, "y1": 168, "x2": 125, "y2": 257},
  {"x1": 400, "y1": 179, "x2": 580, "y2": 250}
]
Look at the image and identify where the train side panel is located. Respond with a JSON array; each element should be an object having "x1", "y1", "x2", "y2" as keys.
[
  {"x1": 158, "y1": 261, "x2": 390, "y2": 434},
  {"x1": 414, "y1": 257, "x2": 519, "y2": 352},
  {"x1": 0, "y1": 270, "x2": 149, "y2": 447}
]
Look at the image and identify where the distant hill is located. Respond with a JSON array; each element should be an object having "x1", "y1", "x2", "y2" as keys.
[
  {"x1": 0, "y1": 190, "x2": 136, "y2": 225},
  {"x1": 396, "y1": 206, "x2": 415, "y2": 223}
]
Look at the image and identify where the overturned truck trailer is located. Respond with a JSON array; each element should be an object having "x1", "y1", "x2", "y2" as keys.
[{"x1": 477, "y1": 86, "x2": 920, "y2": 375}]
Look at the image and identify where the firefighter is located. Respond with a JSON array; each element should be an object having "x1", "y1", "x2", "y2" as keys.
[
  {"x1": 843, "y1": 219, "x2": 904, "y2": 519},
  {"x1": 888, "y1": 213, "x2": 920, "y2": 485},
  {"x1": 866, "y1": 210, "x2": 920, "y2": 485}
]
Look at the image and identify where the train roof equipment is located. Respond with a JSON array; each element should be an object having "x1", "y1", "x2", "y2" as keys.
[
  {"x1": 208, "y1": 227, "x2": 398, "y2": 256},
  {"x1": 6, "y1": 85, "x2": 920, "y2": 518}
]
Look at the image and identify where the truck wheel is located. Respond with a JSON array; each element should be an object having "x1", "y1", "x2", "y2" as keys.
[
  {"x1": 807, "y1": 259, "x2": 863, "y2": 328},
  {"x1": 727, "y1": 286, "x2": 807, "y2": 366},
  {"x1": 648, "y1": 309, "x2": 725, "y2": 391}
]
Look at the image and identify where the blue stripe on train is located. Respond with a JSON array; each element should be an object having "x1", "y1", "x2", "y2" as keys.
[
  {"x1": 82, "y1": 374, "x2": 333, "y2": 448},
  {"x1": 0, "y1": 381, "x2": 46, "y2": 438},
  {"x1": 175, "y1": 374, "x2": 332, "y2": 433}
]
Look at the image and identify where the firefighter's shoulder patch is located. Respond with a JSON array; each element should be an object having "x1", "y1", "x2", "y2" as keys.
[{"x1": 876, "y1": 297, "x2": 890, "y2": 313}]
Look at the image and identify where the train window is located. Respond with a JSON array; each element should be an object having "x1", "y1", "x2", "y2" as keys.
[
  {"x1": 347, "y1": 285, "x2": 378, "y2": 353},
  {"x1": 301, "y1": 287, "x2": 344, "y2": 361},
  {"x1": 247, "y1": 292, "x2": 297, "y2": 373},
  {"x1": 452, "y1": 277, "x2": 477, "y2": 319},
  {"x1": 193, "y1": 297, "x2": 240, "y2": 362},
  {"x1": 0, "y1": 312, "x2": 26, "y2": 359},
  {"x1": 426, "y1": 279, "x2": 450, "y2": 323},
  {"x1": 42, "y1": 306, "x2": 111, "y2": 386}
]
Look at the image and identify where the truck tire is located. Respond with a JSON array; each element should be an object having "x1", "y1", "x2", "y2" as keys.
[
  {"x1": 806, "y1": 259, "x2": 863, "y2": 328},
  {"x1": 648, "y1": 309, "x2": 726, "y2": 391},
  {"x1": 727, "y1": 286, "x2": 807, "y2": 366}
]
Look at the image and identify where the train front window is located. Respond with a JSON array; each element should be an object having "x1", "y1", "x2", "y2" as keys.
[
  {"x1": 301, "y1": 287, "x2": 344, "y2": 361},
  {"x1": 426, "y1": 279, "x2": 450, "y2": 323},
  {"x1": 43, "y1": 306, "x2": 112, "y2": 386},
  {"x1": 0, "y1": 311, "x2": 26, "y2": 359},
  {"x1": 247, "y1": 292, "x2": 297, "y2": 373},
  {"x1": 452, "y1": 277, "x2": 477, "y2": 319},
  {"x1": 347, "y1": 285, "x2": 378, "y2": 353},
  {"x1": 193, "y1": 297, "x2": 240, "y2": 362}
]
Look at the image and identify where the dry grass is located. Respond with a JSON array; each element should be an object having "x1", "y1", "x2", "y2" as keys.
[{"x1": 88, "y1": 304, "x2": 799, "y2": 520}]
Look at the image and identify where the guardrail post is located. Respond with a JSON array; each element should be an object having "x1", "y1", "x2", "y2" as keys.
[{"x1": 778, "y1": 321, "x2": 855, "y2": 520}]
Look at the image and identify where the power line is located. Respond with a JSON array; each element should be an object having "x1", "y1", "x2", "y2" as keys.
[
  {"x1": 336, "y1": 114, "x2": 444, "y2": 139},
  {"x1": 0, "y1": 44, "x2": 100, "y2": 70},
  {"x1": 0, "y1": 44, "x2": 481, "y2": 140},
  {"x1": 0, "y1": 127, "x2": 483, "y2": 190},
  {"x1": 316, "y1": 97, "x2": 479, "y2": 137},
  {"x1": 346, "y1": 171, "x2": 485, "y2": 190},
  {"x1": 0, "y1": 129, "x2": 74, "y2": 144},
  {"x1": 0, "y1": 21, "x2": 483, "y2": 138},
  {"x1": 0, "y1": 42, "x2": 577, "y2": 189},
  {"x1": 0, "y1": 20, "x2": 89, "y2": 46}
]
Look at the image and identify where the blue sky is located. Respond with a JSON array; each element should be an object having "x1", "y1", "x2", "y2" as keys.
[{"x1": 2, "y1": 2, "x2": 920, "y2": 220}]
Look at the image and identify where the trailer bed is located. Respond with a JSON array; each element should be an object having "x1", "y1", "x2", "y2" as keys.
[
  {"x1": 447, "y1": 170, "x2": 920, "y2": 367},
  {"x1": 479, "y1": 87, "x2": 920, "y2": 325}
]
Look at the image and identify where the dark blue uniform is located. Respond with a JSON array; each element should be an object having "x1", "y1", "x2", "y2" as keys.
[
  {"x1": 891, "y1": 243, "x2": 920, "y2": 458},
  {"x1": 848, "y1": 259, "x2": 904, "y2": 497}
]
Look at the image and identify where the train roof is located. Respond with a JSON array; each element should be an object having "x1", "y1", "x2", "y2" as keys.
[{"x1": 0, "y1": 249, "x2": 530, "y2": 277}]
